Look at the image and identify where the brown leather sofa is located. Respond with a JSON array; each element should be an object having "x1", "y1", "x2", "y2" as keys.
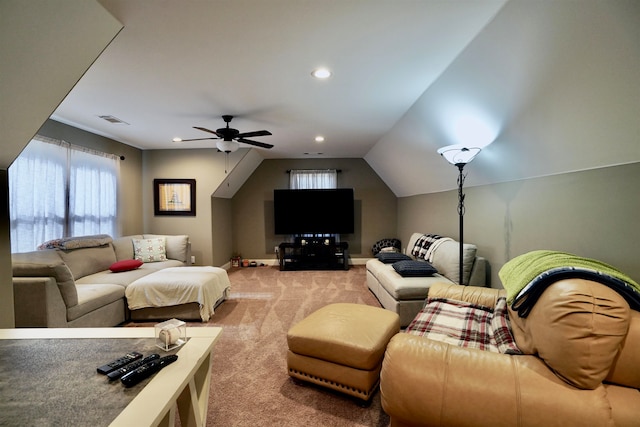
[{"x1": 380, "y1": 280, "x2": 640, "y2": 427}]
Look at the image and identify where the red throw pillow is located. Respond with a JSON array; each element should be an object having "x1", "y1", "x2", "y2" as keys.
[{"x1": 109, "y1": 259, "x2": 143, "y2": 273}]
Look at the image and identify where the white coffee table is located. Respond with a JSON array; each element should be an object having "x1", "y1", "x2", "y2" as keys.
[{"x1": 0, "y1": 327, "x2": 221, "y2": 427}]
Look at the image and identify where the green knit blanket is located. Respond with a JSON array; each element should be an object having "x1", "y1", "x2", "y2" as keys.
[{"x1": 499, "y1": 250, "x2": 640, "y2": 304}]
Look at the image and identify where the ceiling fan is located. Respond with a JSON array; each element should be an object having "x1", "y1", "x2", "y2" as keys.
[{"x1": 180, "y1": 115, "x2": 273, "y2": 152}]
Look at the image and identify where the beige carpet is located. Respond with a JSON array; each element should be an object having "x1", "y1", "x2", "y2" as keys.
[
  {"x1": 206, "y1": 265, "x2": 390, "y2": 427},
  {"x1": 126, "y1": 265, "x2": 391, "y2": 426}
]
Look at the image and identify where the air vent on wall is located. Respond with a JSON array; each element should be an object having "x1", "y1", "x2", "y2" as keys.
[{"x1": 98, "y1": 115, "x2": 129, "y2": 125}]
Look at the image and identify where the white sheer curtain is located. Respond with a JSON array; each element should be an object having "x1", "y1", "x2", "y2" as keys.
[
  {"x1": 69, "y1": 146, "x2": 119, "y2": 237},
  {"x1": 9, "y1": 136, "x2": 119, "y2": 253},
  {"x1": 9, "y1": 137, "x2": 67, "y2": 252},
  {"x1": 289, "y1": 169, "x2": 338, "y2": 239},
  {"x1": 289, "y1": 169, "x2": 337, "y2": 189}
]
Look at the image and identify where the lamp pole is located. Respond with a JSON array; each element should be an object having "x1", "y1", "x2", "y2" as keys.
[
  {"x1": 436, "y1": 144, "x2": 481, "y2": 287},
  {"x1": 456, "y1": 163, "x2": 466, "y2": 286}
]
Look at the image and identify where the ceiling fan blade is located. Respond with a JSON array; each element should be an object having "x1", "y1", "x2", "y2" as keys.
[
  {"x1": 237, "y1": 138, "x2": 273, "y2": 149},
  {"x1": 236, "y1": 130, "x2": 272, "y2": 138},
  {"x1": 193, "y1": 126, "x2": 222, "y2": 137},
  {"x1": 179, "y1": 137, "x2": 218, "y2": 142}
]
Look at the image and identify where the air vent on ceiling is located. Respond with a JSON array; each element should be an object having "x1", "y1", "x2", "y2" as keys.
[{"x1": 98, "y1": 115, "x2": 129, "y2": 125}]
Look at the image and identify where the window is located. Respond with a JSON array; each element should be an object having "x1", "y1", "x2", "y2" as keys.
[
  {"x1": 8, "y1": 136, "x2": 119, "y2": 253},
  {"x1": 289, "y1": 169, "x2": 338, "y2": 239},
  {"x1": 289, "y1": 169, "x2": 337, "y2": 189}
]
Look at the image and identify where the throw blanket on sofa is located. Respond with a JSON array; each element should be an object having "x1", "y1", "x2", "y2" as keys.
[
  {"x1": 405, "y1": 297, "x2": 522, "y2": 354},
  {"x1": 411, "y1": 234, "x2": 452, "y2": 262},
  {"x1": 500, "y1": 250, "x2": 640, "y2": 318},
  {"x1": 37, "y1": 234, "x2": 113, "y2": 250}
]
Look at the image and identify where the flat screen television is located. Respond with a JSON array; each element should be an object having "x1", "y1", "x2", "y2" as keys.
[{"x1": 274, "y1": 188, "x2": 354, "y2": 235}]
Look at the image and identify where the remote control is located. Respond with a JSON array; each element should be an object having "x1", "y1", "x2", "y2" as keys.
[
  {"x1": 97, "y1": 352, "x2": 143, "y2": 375},
  {"x1": 106, "y1": 354, "x2": 160, "y2": 381},
  {"x1": 120, "y1": 354, "x2": 178, "y2": 388}
]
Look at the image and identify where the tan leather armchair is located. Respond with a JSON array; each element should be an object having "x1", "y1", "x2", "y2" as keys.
[{"x1": 380, "y1": 280, "x2": 640, "y2": 427}]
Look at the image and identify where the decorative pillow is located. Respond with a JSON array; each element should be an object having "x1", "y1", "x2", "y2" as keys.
[
  {"x1": 109, "y1": 259, "x2": 143, "y2": 272},
  {"x1": 372, "y1": 238, "x2": 401, "y2": 255},
  {"x1": 143, "y1": 234, "x2": 189, "y2": 263},
  {"x1": 376, "y1": 252, "x2": 412, "y2": 264},
  {"x1": 133, "y1": 237, "x2": 167, "y2": 263},
  {"x1": 392, "y1": 260, "x2": 437, "y2": 277}
]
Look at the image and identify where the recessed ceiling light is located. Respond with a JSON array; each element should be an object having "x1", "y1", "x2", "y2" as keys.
[
  {"x1": 311, "y1": 68, "x2": 332, "y2": 79},
  {"x1": 315, "y1": 136, "x2": 325, "y2": 143},
  {"x1": 172, "y1": 137, "x2": 182, "y2": 142}
]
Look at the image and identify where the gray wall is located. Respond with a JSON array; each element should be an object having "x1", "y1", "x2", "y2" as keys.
[
  {"x1": 211, "y1": 197, "x2": 233, "y2": 267},
  {"x1": 142, "y1": 148, "x2": 246, "y2": 266},
  {"x1": 231, "y1": 158, "x2": 397, "y2": 262},
  {"x1": 38, "y1": 120, "x2": 144, "y2": 236},
  {"x1": 398, "y1": 163, "x2": 640, "y2": 288}
]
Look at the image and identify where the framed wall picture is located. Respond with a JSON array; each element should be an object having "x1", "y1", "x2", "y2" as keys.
[{"x1": 154, "y1": 179, "x2": 196, "y2": 216}]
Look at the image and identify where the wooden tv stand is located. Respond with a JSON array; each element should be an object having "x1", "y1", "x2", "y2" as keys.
[{"x1": 279, "y1": 238, "x2": 349, "y2": 271}]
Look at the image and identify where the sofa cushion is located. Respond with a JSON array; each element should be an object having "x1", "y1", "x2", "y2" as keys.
[
  {"x1": 58, "y1": 244, "x2": 117, "y2": 280},
  {"x1": 143, "y1": 234, "x2": 189, "y2": 263},
  {"x1": 75, "y1": 259, "x2": 185, "y2": 287},
  {"x1": 112, "y1": 235, "x2": 143, "y2": 261},
  {"x1": 109, "y1": 259, "x2": 143, "y2": 272},
  {"x1": 376, "y1": 252, "x2": 412, "y2": 264},
  {"x1": 376, "y1": 267, "x2": 451, "y2": 300},
  {"x1": 12, "y1": 250, "x2": 79, "y2": 308},
  {"x1": 606, "y1": 309, "x2": 640, "y2": 389},
  {"x1": 509, "y1": 279, "x2": 629, "y2": 390},
  {"x1": 133, "y1": 237, "x2": 167, "y2": 263},
  {"x1": 430, "y1": 240, "x2": 476, "y2": 285},
  {"x1": 68, "y1": 283, "x2": 125, "y2": 321},
  {"x1": 392, "y1": 260, "x2": 437, "y2": 277}
]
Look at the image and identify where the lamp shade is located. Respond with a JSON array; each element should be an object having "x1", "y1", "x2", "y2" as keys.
[
  {"x1": 216, "y1": 141, "x2": 240, "y2": 153},
  {"x1": 437, "y1": 144, "x2": 481, "y2": 166}
]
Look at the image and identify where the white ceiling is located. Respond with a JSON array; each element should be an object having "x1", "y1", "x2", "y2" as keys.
[
  {"x1": 52, "y1": 0, "x2": 507, "y2": 159},
  {"x1": 49, "y1": 0, "x2": 640, "y2": 197}
]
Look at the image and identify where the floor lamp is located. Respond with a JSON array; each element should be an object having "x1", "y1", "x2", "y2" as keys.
[{"x1": 437, "y1": 145, "x2": 481, "y2": 285}]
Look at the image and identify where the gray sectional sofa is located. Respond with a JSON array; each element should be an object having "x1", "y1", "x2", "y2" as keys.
[
  {"x1": 366, "y1": 232, "x2": 487, "y2": 327},
  {"x1": 12, "y1": 234, "x2": 191, "y2": 328}
]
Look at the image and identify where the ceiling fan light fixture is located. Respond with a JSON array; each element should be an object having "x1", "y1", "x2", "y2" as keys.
[
  {"x1": 216, "y1": 140, "x2": 240, "y2": 153},
  {"x1": 311, "y1": 68, "x2": 332, "y2": 79},
  {"x1": 172, "y1": 137, "x2": 182, "y2": 142}
]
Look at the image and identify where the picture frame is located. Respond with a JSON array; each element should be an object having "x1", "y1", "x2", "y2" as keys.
[{"x1": 154, "y1": 179, "x2": 196, "y2": 216}]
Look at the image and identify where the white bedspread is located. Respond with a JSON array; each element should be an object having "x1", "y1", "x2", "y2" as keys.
[{"x1": 125, "y1": 266, "x2": 231, "y2": 321}]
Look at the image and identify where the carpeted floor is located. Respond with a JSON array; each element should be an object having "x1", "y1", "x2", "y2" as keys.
[
  {"x1": 205, "y1": 265, "x2": 390, "y2": 427},
  {"x1": 126, "y1": 265, "x2": 391, "y2": 426}
]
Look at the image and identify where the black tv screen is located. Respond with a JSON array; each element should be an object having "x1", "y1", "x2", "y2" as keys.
[{"x1": 274, "y1": 188, "x2": 354, "y2": 235}]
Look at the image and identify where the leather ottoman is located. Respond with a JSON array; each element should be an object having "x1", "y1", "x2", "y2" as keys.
[{"x1": 287, "y1": 303, "x2": 400, "y2": 401}]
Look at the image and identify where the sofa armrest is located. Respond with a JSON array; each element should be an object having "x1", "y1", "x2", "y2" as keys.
[
  {"x1": 13, "y1": 277, "x2": 68, "y2": 327},
  {"x1": 380, "y1": 333, "x2": 617, "y2": 427},
  {"x1": 428, "y1": 282, "x2": 505, "y2": 307}
]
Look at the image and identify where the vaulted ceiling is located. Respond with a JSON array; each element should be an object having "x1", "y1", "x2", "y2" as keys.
[{"x1": 9, "y1": 0, "x2": 640, "y2": 197}]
